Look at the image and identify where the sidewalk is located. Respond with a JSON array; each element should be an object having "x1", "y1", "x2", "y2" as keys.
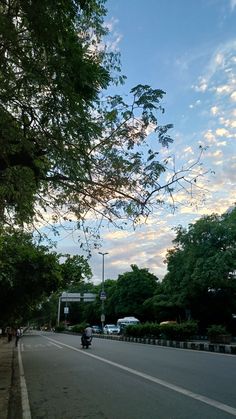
[
  {"x1": 0, "y1": 336, "x2": 21, "y2": 419},
  {"x1": 0, "y1": 336, "x2": 14, "y2": 419}
]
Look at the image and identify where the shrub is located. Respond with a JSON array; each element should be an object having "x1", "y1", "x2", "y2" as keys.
[
  {"x1": 207, "y1": 324, "x2": 227, "y2": 337},
  {"x1": 124, "y1": 320, "x2": 198, "y2": 341},
  {"x1": 125, "y1": 322, "x2": 160, "y2": 338},
  {"x1": 207, "y1": 324, "x2": 231, "y2": 344},
  {"x1": 160, "y1": 321, "x2": 198, "y2": 341},
  {"x1": 54, "y1": 324, "x2": 66, "y2": 332},
  {"x1": 71, "y1": 322, "x2": 87, "y2": 333}
]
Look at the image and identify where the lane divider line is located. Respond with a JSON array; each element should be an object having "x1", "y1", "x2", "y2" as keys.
[
  {"x1": 48, "y1": 341, "x2": 63, "y2": 349},
  {"x1": 43, "y1": 335, "x2": 236, "y2": 417}
]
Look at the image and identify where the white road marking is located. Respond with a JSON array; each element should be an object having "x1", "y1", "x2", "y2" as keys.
[
  {"x1": 18, "y1": 345, "x2": 32, "y2": 419},
  {"x1": 48, "y1": 341, "x2": 63, "y2": 349},
  {"x1": 44, "y1": 335, "x2": 236, "y2": 417}
]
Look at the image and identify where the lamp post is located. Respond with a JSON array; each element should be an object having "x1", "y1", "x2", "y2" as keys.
[{"x1": 98, "y1": 251, "x2": 109, "y2": 330}]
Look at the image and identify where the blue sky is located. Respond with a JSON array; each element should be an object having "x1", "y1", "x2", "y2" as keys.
[{"x1": 54, "y1": 0, "x2": 236, "y2": 283}]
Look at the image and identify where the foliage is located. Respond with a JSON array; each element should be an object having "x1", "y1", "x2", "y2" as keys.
[
  {"x1": 106, "y1": 265, "x2": 159, "y2": 320},
  {"x1": 54, "y1": 324, "x2": 66, "y2": 333},
  {"x1": 0, "y1": 0, "x2": 205, "y2": 236},
  {"x1": 30, "y1": 292, "x2": 59, "y2": 328},
  {"x1": 71, "y1": 322, "x2": 87, "y2": 333},
  {"x1": 24, "y1": 254, "x2": 93, "y2": 327},
  {"x1": 206, "y1": 324, "x2": 228, "y2": 337},
  {"x1": 0, "y1": 229, "x2": 62, "y2": 324},
  {"x1": 125, "y1": 321, "x2": 198, "y2": 341},
  {"x1": 160, "y1": 321, "x2": 198, "y2": 341},
  {"x1": 0, "y1": 0, "x2": 109, "y2": 224},
  {"x1": 60, "y1": 255, "x2": 92, "y2": 288},
  {"x1": 125, "y1": 322, "x2": 160, "y2": 338},
  {"x1": 157, "y1": 207, "x2": 236, "y2": 331}
]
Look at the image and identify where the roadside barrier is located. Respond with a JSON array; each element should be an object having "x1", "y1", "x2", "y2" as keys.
[{"x1": 96, "y1": 333, "x2": 236, "y2": 355}]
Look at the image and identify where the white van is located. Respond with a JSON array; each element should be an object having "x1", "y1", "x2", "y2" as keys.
[{"x1": 117, "y1": 316, "x2": 140, "y2": 332}]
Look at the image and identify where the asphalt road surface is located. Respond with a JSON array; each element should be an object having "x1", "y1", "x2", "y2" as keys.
[{"x1": 19, "y1": 331, "x2": 236, "y2": 419}]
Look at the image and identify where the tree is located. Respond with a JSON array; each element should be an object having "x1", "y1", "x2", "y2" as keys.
[
  {"x1": 29, "y1": 254, "x2": 93, "y2": 327},
  {"x1": 0, "y1": 0, "x2": 205, "y2": 234},
  {"x1": 60, "y1": 255, "x2": 92, "y2": 288},
  {"x1": 0, "y1": 229, "x2": 62, "y2": 324},
  {"x1": 161, "y1": 207, "x2": 236, "y2": 330},
  {"x1": 107, "y1": 265, "x2": 158, "y2": 321},
  {"x1": 0, "y1": 0, "x2": 110, "y2": 224}
]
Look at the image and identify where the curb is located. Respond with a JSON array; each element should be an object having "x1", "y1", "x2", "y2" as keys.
[{"x1": 96, "y1": 334, "x2": 236, "y2": 355}]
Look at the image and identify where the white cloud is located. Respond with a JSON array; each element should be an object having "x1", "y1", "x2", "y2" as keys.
[
  {"x1": 215, "y1": 84, "x2": 231, "y2": 94},
  {"x1": 204, "y1": 130, "x2": 217, "y2": 143},
  {"x1": 192, "y1": 77, "x2": 208, "y2": 92},
  {"x1": 230, "y1": 0, "x2": 236, "y2": 11},
  {"x1": 215, "y1": 127, "x2": 230, "y2": 137},
  {"x1": 210, "y1": 106, "x2": 219, "y2": 115},
  {"x1": 230, "y1": 91, "x2": 236, "y2": 101}
]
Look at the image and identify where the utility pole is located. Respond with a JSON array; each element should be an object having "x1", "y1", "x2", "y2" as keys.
[{"x1": 98, "y1": 252, "x2": 109, "y2": 330}]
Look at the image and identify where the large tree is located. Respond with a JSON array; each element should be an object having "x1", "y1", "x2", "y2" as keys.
[
  {"x1": 161, "y1": 207, "x2": 236, "y2": 330},
  {"x1": 0, "y1": 229, "x2": 62, "y2": 324},
  {"x1": 0, "y1": 0, "x2": 204, "y2": 233},
  {"x1": 106, "y1": 265, "x2": 159, "y2": 321}
]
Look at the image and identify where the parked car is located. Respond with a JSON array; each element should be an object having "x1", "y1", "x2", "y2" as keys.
[
  {"x1": 91, "y1": 325, "x2": 102, "y2": 334},
  {"x1": 103, "y1": 324, "x2": 119, "y2": 335}
]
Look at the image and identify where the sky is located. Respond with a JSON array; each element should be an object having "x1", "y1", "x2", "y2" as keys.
[{"x1": 54, "y1": 0, "x2": 236, "y2": 283}]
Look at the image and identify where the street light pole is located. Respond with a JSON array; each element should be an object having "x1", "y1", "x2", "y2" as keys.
[{"x1": 98, "y1": 252, "x2": 108, "y2": 330}]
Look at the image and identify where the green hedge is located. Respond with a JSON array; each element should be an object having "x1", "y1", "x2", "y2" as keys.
[
  {"x1": 124, "y1": 321, "x2": 198, "y2": 341},
  {"x1": 54, "y1": 324, "x2": 66, "y2": 332},
  {"x1": 71, "y1": 322, "x2": 87, "y2": 333},
  {"x1": 160, "y1": 321, "x2": 198, "y2": 341}
]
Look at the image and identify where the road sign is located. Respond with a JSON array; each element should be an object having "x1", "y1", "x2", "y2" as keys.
[
  {"x1": 100, "y1": 291, "x2": 106, "y2": 300},
  {"x1": 64, "y1": 307, "x2": 69, "y2": 314},
  {"x1": 101, "y1": 314, "x2": 105, "y2": 322}
]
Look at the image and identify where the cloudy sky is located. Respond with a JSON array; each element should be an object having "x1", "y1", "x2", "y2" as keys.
[{"x1": 54, "y1": 0, "x2": 236, "y2": 283}]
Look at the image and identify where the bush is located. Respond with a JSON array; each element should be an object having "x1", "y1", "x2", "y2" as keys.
[
  {"x1": 54, "y1": 324, "x2": 66, "y2": 332},
  {"x1": 71, "y1": 322, "x2": 87, "y2": 333},
  {"x1": 124, "y1": 320, "x2": 198, "y2": 341},
  {"x1": 207, "y1": 324, "x2": 228, "y2": 337},
  {"x1": 160, "y1": 321, "x2": 198, "y2": 341},
  {"x1": 207, "y1": 324, "x2": 231, "y2": 343},
  {"x1": 124, "y1": 323, "x2": 160, "y2": 338}
]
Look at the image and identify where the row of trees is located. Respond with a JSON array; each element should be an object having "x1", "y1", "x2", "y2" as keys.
[
  {"x1": 1, "y1": 207, "x2": 235, "y2": 332},
  {"x1": 29, "y1": 207, "x2": 236, "y2": 334}
]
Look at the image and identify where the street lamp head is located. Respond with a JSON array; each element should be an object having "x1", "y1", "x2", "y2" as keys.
[{"x1": 98, "y1": 252, "x2": 109, "y2": 256}]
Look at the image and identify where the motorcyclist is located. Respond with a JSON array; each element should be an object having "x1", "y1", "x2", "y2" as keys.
[
  {"x1": 81, "y1": 324, "x2": 92, "y2": 348},
  {"x1": 85, "y1": 324, "x2": 92, "y2": 340}
]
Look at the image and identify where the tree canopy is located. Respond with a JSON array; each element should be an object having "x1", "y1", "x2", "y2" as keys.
[
  {"x1": 0, "y1": 229, "x2": 62, "y2": 324},
  {"x1": 156, "y1": 207, "x2": 236, "y2": 329},
  {"x1": 0, "y1": 229, "x2": 94, "y2": 325},
  {"x1": 104, "y1": 265, "x2": 159, "y2": 321},
  {"x1": 0, "y1": 0, "x2": 204, "y2": 234}
]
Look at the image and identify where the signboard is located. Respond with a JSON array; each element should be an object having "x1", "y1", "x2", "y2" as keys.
[
  {"x1": 64, "y1": 306, "x2": 69, "y2": 314},
  {"x1": 101, "y1": 314, "x2": 105, "y2": 322},
  {"x1": 60, "y1": 292, "x2": 96, "y2": 302},
  {"x1": 100, "y1": 291, "x2": 107, "y2": 301}
]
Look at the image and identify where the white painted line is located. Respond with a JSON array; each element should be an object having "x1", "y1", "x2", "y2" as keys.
[
  {"x1": 44, "y1": 336, "x2": 236, "y2": 417},
  {"x1": 21, "y1": 342, "x2": 24, "y2": 352},
  {"x1": 48, "y1": 341, "x2": 63, "y2": 349},
  {"x1": 18, "y1": 345, "x2": 32, "y2": 419}
]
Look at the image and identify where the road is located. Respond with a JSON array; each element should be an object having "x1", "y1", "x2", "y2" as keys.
[{"x1": 19, "y1": 331, "x2": 236, "y2": 419}]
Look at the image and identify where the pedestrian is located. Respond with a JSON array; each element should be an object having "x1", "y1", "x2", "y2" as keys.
[
  {"x1": 15, "y1": 327, "x2": 21, "y2": 347},
  {"x1": 5, "y1": 326, "x2": 13, "y2": 342}
]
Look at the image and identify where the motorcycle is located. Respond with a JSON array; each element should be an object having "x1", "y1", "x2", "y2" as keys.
[{"x1": 81, "y1": 334, "x2": 92, "y2": 349}]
